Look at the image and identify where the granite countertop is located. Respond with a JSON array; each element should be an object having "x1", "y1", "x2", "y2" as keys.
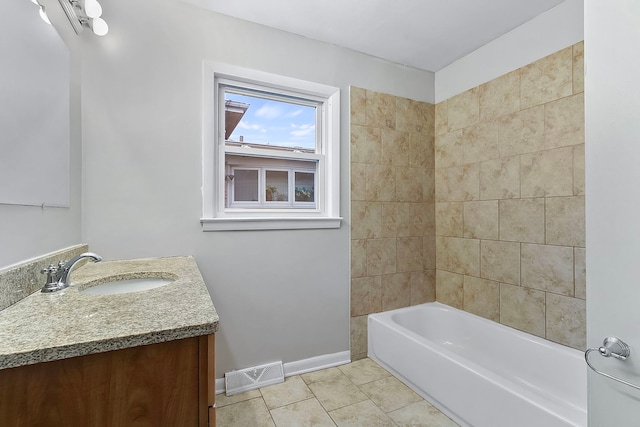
[{"x1": 0, "y1": 256, "x2": 219, "y2": 370}]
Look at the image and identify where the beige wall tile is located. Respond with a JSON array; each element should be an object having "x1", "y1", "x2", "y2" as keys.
[
  {"x1": 500, "y1": 283, "x2": 546, "y2": 337},
  {"x1": 448, "y1": 87, "x2": 479, "y2": 131},
  {"x1": 521, "y1": 243, "x2": 574, "y2": 296},
  {"x1": 381, "y1": 202, "x2": 402, "y2": 238},
  {"x1": 435, "y1": 101, "x2": 448, "y2": 136},
  {"x1": 351, "y1": 163, "x2": 367, "y2": 201},
  {"x1": 447, "y1": 237, "x2": 480, "y2": 276},
  {"x1": 396, "y1": 167, "x2": 425, "y2": 202},
  {"x1": 545, "y1": 93, "x2": 584, "y2": 149},
  {"x1": 411, "y1": 270, "x2": 436, "y2": 305},
  {"x1": 382, "y1": 272, "x2": 412, "y2": 310},
  {"x1": 414, "y1": 203, "x2": 434, "y2": 237},
  {"x1": 435, "y1": 163, "x2": 480, "y2": 202},
  {"x1": 366, "y1": 165, "x2": 396, "y2": 201},
  {"x1": 574, "y1": 144, "x2": 585, "y2": 196},
  {"x1": 463, "y1": 121, "x2": 500, "y2": 164},
  {"x1": 436, "y1": 270, "x2": 464, "y2": 309},
  {"x1": 479, "y1": 156, "x2": 520, "y2": 200},
  {"x1": 480, "y1": 240, "x2": 520, "y2": 285},
  {"x1": 574, "y1": 247, "x2": 586, "y2": 300},
  {"x1": 397, "y1": 97, "x2": 434, "y2": 134},
  {"x1": 498, "y1": 106, "x2": 545, "y2": 157},
  {"x1": 436, "y1": 202, "x2": 464, "y2": 237},
  {"x1": 351, "y1": 125, "x2": 382, "y2": 164},
  {"x1": 479, "y1": 69, "x2": 521, "y2": 121},
  {"x1": 520, "y1": 147, "x2": 574, "y2": 197},
  {"x1": 351, "y1": 201, "x2": 382, "y2": 239},
  {"x1": 350, "y1": 86, "x2": 367, "y2": 126},
  {"x1": 435, "y1": 236, "x2": 449, "y2": 271},
  {"x1": 464, "y1": 276, "x2": 500, "y2": 321},
  {"x1": 546, "y1": 196, "x2": 585, "y2": 247},
  {"x1": 397, "y1": 237, "x2": 424, "y2": 272},
  {"x1": 499, "y1": 198, "x2": 545, "y2": 243},
  {"x1": 366, "y1": 238, "x2": 397, "y2": 275},
  {"x1": 546, "y1": 293, "x2": 586, "y2": 350},
  {"x1": 435, "y1": 130, "x2": 464, "y2": 169},
  {"x1": 350, "y1": 315, "x2": 368, "y2": 358},
  {"x1": 351, "y1": 276, "x2": 382, "y2": 316},
  {"x1": 409, "y1": 133, "x2": 434, "y2": 169},
  {"x1": 382, "y1": 203, "x2": 431, "y2": 238},
  {"x1": 464, "y1": 200, "x2": 499, "y2": 240},
  {"x1": 366, "y1": 90, "x2": 396, "y2": 129},
  {"x1": 423, "y1": 236, "x2": 436, "y2": 270},
  {"x1": 573, "y1": 42, "x2": 584, "y2": 94},
  {"x1": 423, "y1": 167, "x2": 436, "y2": 203},
  {"x1": 382, "y1": 129, "x2": 410, "y2": 166},
  {"x1": 521, "y1": 47, "x2": 573, "y2": 109},
  {"x1": 351, "y1": 239, "x2": 367, "y2": 278}
]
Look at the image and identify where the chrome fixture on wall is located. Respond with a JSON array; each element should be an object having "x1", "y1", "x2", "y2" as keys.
[
  {"x1": 57, "y1": 0, "x2": 108, "y2": 36},
  {"x1": 585, "y1": 336, "x2": 640, "y2": 391}
]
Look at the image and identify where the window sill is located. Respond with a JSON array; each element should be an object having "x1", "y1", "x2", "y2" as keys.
[{"x1": 201, "y1": 216, "x2": 342, "y2": 231}]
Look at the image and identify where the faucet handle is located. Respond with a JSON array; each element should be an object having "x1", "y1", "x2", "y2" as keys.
[{"x1": 40, "y1": 264, "x2": 58, "y2": 275}]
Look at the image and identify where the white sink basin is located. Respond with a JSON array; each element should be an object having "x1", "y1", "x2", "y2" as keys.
[{"x1": 81, "y1": 278, "x2": 174, "y2": 295}]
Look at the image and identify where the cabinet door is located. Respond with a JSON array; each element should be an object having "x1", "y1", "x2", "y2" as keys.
[{"x1": 0, "y1": 337, "x2": 203, "y2": 427}]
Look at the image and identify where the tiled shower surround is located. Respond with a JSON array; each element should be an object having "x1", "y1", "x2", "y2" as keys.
[
  {"x1": 349, "y1": 88, "x2": 437, "y2": 361},
  {"x1": 350, "y1": 42, "x2": 585, "y2": 357}
]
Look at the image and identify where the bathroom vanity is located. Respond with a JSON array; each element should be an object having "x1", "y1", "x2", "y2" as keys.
[{"x1": 0, "y1": 256, "x2": 219, "y2": 427}]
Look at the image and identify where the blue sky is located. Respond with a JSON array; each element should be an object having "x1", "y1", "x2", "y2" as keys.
[{"x1": 226, "y1": 92, "x2": 316, "y2": 150}]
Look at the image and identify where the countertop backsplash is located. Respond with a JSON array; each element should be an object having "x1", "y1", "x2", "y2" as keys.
[{"x1": 0, "y1": 244, "x2": 88, "y2": 311}]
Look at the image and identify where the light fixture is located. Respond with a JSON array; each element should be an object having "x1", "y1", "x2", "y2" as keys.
[
  {"x1": 57, "y1": 0, "x2": 109, "y2": 36},
  {"x1": 38, "y1": 5, "x2": 51, "y2": 25},
  {"x1": 31, "y1": 0, "x2": 52, "y2": 25}
]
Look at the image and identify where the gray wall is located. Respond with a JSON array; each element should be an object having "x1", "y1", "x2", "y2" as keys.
[{"x1": 78, "y1": 0, "x2": 434, "y2": 377}]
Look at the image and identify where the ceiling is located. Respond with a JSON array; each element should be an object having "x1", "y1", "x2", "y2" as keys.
[{"x1": 187, "y1": 0, "x2": 566, "y2": 72}]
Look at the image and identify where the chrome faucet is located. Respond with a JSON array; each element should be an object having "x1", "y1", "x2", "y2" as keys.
[{"x1": 41, "y1": 252, "x2": 103, "y2": 293}]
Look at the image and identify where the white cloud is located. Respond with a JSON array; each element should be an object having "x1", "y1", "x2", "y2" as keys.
[
  {"x1": 285, "y1": 109, "x2": 303, "y2": 118},
  {"x1": 290, "y1": 124, "x2": 315, "y2": 137},
  {"x1": 255, "y1": 105, "x2": 282, "y2": 120},
  {"x1": 238, "y1": 120, "x2": 264, "y2": 131}
]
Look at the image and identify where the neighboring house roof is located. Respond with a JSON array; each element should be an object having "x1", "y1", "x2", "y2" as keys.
[{"x1": 224, "y1": 100, "x2": 249, "y2": 140}]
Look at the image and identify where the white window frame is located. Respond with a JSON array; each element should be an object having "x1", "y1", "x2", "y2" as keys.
[{"x1": 201, "y1": 62, "x2": 341, "y2": 231}]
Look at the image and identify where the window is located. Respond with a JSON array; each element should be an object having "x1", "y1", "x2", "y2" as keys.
[{"x1": 201, "y1": 63, "x2": 341, "y2": 231}]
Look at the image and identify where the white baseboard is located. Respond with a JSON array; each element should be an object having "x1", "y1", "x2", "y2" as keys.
[{"x1": 215, "y1": 350, "x2": 351, "y2": 395}]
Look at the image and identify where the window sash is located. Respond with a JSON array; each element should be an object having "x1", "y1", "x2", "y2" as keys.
[{"x1": 228, "y1": 166, "x2": 316, "y2": 209}]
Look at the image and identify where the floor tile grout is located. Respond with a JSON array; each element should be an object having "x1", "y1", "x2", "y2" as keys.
[{"x1": 217, "y1": 358, "x2": 459, "y2": 427}]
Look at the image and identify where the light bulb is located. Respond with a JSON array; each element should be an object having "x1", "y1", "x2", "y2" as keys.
[
  {"x1": 83, "y1": 0, "x2": 102, "y2": 19},
  {"x1": 38, "y1": 5, "x2": 51, "y2": 25},
  {"x1": 91, "y1": 17, "x2": 108, "y2": 36}
]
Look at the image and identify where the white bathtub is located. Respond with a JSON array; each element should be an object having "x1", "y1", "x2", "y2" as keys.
[{"x1": 368, "y1": 302, "x2": 587, "y2": 427}]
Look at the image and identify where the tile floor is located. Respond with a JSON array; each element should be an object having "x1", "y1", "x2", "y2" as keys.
[{"x1": 216, "y1": 358, "x2": 460, "y2": 427}]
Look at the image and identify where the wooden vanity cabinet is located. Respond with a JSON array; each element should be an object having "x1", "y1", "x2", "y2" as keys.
[{"x1": 0, "y1": 334, "x2": 215, "y2": 427}]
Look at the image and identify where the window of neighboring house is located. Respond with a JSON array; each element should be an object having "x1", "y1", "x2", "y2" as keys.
[{"x1": 201, "y1": 63, "x2": 341, "y2": 231}]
